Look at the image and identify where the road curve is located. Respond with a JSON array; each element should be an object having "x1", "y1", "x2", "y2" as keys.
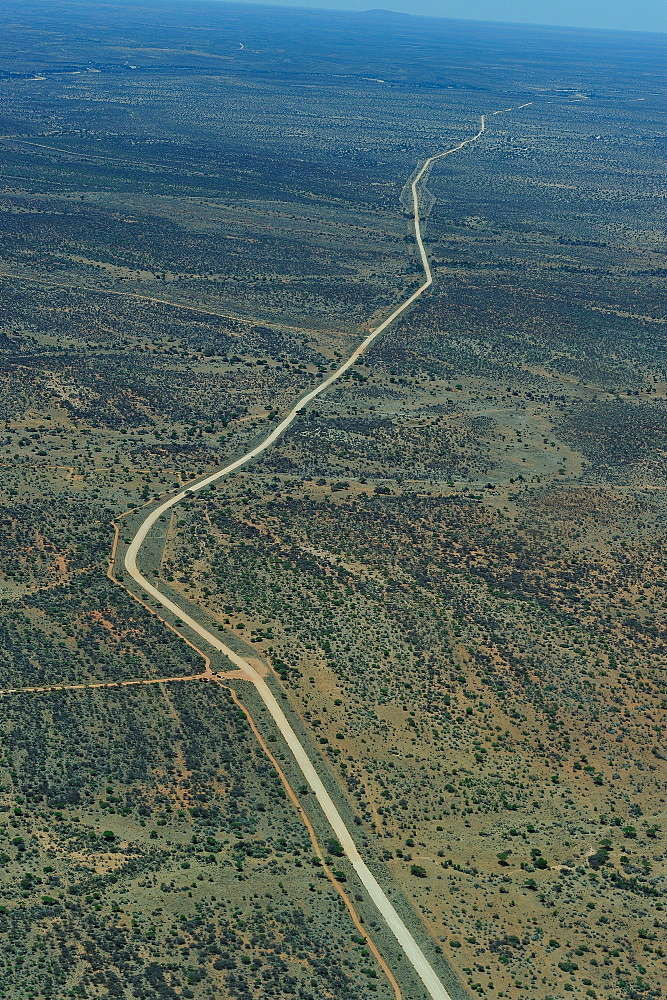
[{"x1": 124, "y1": 114, "x2": 491, "y2": 1000}]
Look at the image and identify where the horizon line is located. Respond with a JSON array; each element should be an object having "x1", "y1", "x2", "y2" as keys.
[{"x1": 211, "y1": 0, "x2": 667, "y2": 37}]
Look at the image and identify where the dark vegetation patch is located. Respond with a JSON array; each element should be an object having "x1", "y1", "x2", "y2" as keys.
[
  {"x1": 557, "y1": 399, "x2": 667, "y2": 482},
  {"x1": 0, "y1": 684, "x2": 387, "y2": 999}
]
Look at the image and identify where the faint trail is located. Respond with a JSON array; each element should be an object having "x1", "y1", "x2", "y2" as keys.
[
  {"x1": 223, "y1": 682, "x2": 403, "y2": 1000},
  {"x1": 0, "y1": 674, "x2": 209, "y2": 696},
  {"x1": 119, "y1": 109, "x2": 520, "y2": 1000},
  {"x1": 0, "y1": 268, "x2": 325, "y2": 337}
]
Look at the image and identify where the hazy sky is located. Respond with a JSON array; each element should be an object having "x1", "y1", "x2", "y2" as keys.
[{"x1": 229, "y1": 0, "x2": 666, "y2": 34}]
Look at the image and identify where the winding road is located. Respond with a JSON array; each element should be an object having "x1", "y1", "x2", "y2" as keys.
[{"x1": 123, "y1": 110, "x2": 518, "y2": 1000}]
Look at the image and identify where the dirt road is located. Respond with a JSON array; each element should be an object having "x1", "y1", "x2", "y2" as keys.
[{"x1": 122, "y1": 109, "x2": 519, "y2": 1000}]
